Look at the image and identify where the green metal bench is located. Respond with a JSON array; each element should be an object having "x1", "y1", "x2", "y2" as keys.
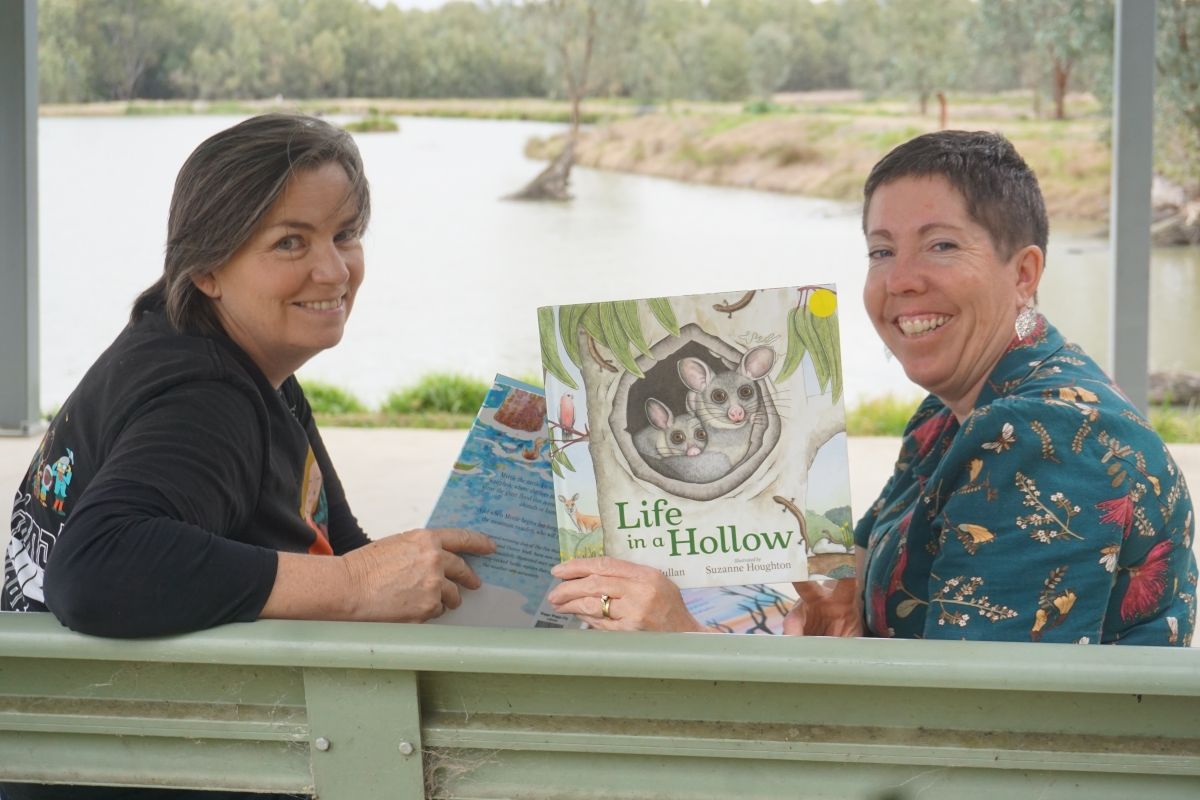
[{"x1": 1, "y1": 611, "x2": 1198, "y2": 798}]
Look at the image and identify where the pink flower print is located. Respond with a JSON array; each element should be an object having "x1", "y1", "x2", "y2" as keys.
[
  {"x1": 1097, "y1": 494, "x2": 1135, "y2": 539},
  {"x1": 910, "y1": 411, "x2": 954, "y2": 459},
  {"x1": 1120, "y1": 540, "x2": 1173, "y2": 622}
]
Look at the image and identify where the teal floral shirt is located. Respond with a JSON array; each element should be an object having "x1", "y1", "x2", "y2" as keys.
[{"x1": 855, "y1": 316, "x2": 1197, "y2": 644}]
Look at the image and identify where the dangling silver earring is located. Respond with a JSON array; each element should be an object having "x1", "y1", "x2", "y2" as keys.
[
  {"x1": 1015, "y1": 303, "x2": 1038, "y2": 340},
  {"x1": 883, "y1": 345, "x2": 894, "y2": 362}
]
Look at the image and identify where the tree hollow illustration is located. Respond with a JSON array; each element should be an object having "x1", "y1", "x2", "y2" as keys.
[{"x1": 610, "y1": 324, "x2": 781, "y2": 500}]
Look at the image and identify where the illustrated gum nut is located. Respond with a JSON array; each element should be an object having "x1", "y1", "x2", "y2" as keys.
[{"x1": 808, "y1": 288, "x2": 837, "y2": 318}]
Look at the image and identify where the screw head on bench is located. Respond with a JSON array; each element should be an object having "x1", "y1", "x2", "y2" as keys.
[
  {"x1": 398, "y1": 741, "x2": 415, "y2": 756},
  {"x1": 314, "y1": 737, "x2": 331, "y2": 752}
]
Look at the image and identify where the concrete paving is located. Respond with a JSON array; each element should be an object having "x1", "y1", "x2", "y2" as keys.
[
  {"x1": 4, "y1": 427, "x2": 1198, "y2": 539},
  {"x1": 0, "y1": 429, "x2": 904, "y2": 543}
]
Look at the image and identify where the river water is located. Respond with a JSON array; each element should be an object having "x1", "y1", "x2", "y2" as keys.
[{"x1": 37, "y1": 115, "x2": 1200, "y2": 409}]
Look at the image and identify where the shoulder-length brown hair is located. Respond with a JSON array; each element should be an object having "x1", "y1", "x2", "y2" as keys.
[{"x1": 131, "y1": 113, "x2": 371, "y2": 336}]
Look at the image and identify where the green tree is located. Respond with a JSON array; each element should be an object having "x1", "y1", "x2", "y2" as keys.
[
  {"x1": 622, "y1": 0, "x2": 703, "y2": 104},
  {"x1": 1032, "y1": 0, "x2": 1111, "y2": 120},
  {"x1": 970, "y1": 0, "x2": 1034, "y2": 95},
  {"x1": 306, "y1": 30, "x2": 348, "y2": 97},
  {"x1": 347, "y1": 5, "x2": 430, "y2": 97},
  {"x1": 975, "y1": 0, "x2": 1111, "y2": 120},
  {"x1": 779, "y1": 1, "x2": 846, "y2": 91},
  {"x1": 678, "y1": 19, "x2": 750, "y2": 100},
  {"x1": 76, "y1": 0, "x2": 187, "y2": 99},
  {"x1": 38, "y1": 0, "x2": 94, "y2": 103},
  {"x1": 882, "y1": 0, "x2": 972, "y2": 114},
  {"x1": 746, "y1": 23, "x2": 793, "y2": 98},
  {"x1": 1157, "y1": 0, "x2": 1200, "y2": 192},
  {"x1": 703, "y1": 0, "x2": 847, "y2": 91},
  {"x1": 840, "y1": 0, "x2": 889, "y2": 98}
]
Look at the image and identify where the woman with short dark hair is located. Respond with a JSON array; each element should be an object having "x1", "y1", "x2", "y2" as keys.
[{"x1": 793, "y1": 130, "x2": 1196, "y2": 643}]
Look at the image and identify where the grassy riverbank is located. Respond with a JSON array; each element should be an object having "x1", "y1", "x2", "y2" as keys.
[
  {"x1": 39, "y1": 97, "x2": 638, "y2": 125},
  {"x1": 303, "y1": 375, "x2": 1200, "y2": 444}
]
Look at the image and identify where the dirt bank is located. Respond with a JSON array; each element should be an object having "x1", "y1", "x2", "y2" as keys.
[{"x1": 528, "y1": 99, "x2": 1114, "y2": 223}]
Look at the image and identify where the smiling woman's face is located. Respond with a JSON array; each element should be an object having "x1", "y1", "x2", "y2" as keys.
[
  {"x1": 193, "y1": 162, "x2": 365, "y2": 387},
  {"x1": 863, "y1": 174, "x2": 1043, "y2": 421}
]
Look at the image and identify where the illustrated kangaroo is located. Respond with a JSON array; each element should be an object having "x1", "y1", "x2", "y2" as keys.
[
  {"x1": 677, "y1": 345, "x2": 776, "y2": 469},
  {"x1": 558, "y1": 493, "x2": 602, "y2": 534}
]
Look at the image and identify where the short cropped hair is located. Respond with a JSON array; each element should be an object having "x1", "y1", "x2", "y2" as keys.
[
  {"x1": 131, "y1": 114, "x2": 371, "y2": 336},
  {"x1": 862, "y1": 130, "x2": 1048, "y2": 263}
]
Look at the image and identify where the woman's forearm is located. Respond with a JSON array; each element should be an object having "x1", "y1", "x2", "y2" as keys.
[
  {"x1": 259, "y1": 551, "x2": 360, "y2": 620},
  {"x1": 262, "y1": 528, "x2": 494, "y2": 624}
]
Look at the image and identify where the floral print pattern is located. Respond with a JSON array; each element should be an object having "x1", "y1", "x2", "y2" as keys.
[{"x1": 855, "y1": 315, "x2": 1197, "y2": 644}]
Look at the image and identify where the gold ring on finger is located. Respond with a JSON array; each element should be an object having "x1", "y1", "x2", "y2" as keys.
[{"x1": 600, "y1": 594, "x2": 611, "y2": 619}]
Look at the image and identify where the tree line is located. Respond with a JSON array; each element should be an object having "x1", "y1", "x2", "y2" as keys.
[
  {"x1": 36, "y1": 0, "x2": 1199, "y2": 184},
  {"x1": 36, "y1": 0, "x2": 1126, "y2": 107}
]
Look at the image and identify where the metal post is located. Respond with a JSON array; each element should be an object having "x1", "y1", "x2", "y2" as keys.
[
  {"x1": 0, "y1": 0, "x2": 42, "y2": 435},
  {"x1": 1108, "y1": 0, "x2": 1156, "y2": 415},
  {"x1": 303, "y1": 668, "x2": 426, "y2": 799}
]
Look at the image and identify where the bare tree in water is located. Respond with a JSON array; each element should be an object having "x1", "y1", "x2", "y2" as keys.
[
  {"x1": 715, "y1": 584, "x2": 793, "y2": 634},
  {"x1": 739, "y1": 601, "x2": 774, "y2": 634},
  {"x1": 509, "y1": 0, "x2": 644, "y2": 201}
]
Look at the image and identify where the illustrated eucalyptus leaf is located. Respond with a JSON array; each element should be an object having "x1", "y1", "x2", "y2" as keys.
[
  {"x1": 775, "y1": 306, "x2": 807, "y2": 383},
  {"x1": 538, "y1": 306, "x2": 578, "y2": 389},
  {"x1": 580, "y1": 305, "x2": 606, "y2": 345},
  {"x1": 646, "y1": 297, "x2": 680, "y2": 336},
  {"x1": 558, "y1": 303, "x2": 589, "y2": 372},
  {"x1": 599, "y1": 302, "x2": 644, "y2": 377},
  {"x1": 615, "y1": 300, "x2": 653, "y2": 359}
]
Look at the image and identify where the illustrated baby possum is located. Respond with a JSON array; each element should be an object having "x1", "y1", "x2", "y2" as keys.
[
  {"x1": 633, "y1": 398, "x2": 708, "y2": 458},
  {"x1": 632, "y1": 397, "x2": 732, "y2": 483}
]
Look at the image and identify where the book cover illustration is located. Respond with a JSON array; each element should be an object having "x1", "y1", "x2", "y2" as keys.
[
  {"x1": 426, "y1": 375, "x2": 577, "y2": 628},
  {"x1": 539, "y1": 286, "x2": 854, "y2": 590}
]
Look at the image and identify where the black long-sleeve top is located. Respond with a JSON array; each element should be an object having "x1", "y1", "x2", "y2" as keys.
[
  {"x1": 3, "y1": 310, "x2": 369, "y2": 635},
  {"x1": 2, "y1": 311, "x2": 370, "y2": 800}
]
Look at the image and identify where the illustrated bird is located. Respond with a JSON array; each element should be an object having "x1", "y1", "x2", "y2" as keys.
[{"x1": 559, "y1": 393, "x2": 575, "y2": 432}]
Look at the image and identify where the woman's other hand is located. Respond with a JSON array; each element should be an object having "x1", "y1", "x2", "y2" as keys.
[
  {"x1": 548, "y1": 557, "x2": 707, "y2": 632},
  {"x1": 342, "y1": 528, "x2": 495, "y2": 621},
  {"x1": 263, "y1": 528, "x2": 494, "y2": 623},
  {"x1": 782, "y1": 578, "x2": 864, "y2": 637}
]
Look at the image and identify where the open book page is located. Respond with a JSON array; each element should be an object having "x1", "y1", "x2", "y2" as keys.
[{"x1": 426, "y1": 375, "x2": 578, "y2": 628}]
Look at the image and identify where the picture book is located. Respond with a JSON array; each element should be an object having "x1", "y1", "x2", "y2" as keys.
[
  {"x1": 538, "y1": 286, "x2": 855, "y2": 590},
  {"x1": 425, "y1": 375, "x2": 578, "y2": 628},
  {"x1": 422, "y1": 373, "x2": 807, "y2": 633}
]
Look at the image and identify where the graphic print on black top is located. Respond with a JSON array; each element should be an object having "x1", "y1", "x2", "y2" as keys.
[{"x1": 4, "y1": 422, "x2": 75, "y2": 612}]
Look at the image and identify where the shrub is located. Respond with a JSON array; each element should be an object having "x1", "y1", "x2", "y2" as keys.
[
  {"x1": 342, "y1": 112, "x2": 399, "y2": 133},
  {"x1": 299, "y1": 380, "x2": 367, "y2": 416},
  {"x1": 1150, "y1": 403, "x2": 1200, "y2": 444},
  {"x1": 384, "y1": 373, "x2": 489, "y2": 415},
  {"x1": 766, "y1": 143, "x2": 819, "y2": 166},
  {"x1": 742, "y1": 99, "x2": 792, "y2": 115},
  {"x1": 845, "y1": 394, "x2": 922, "y2": 437}
]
